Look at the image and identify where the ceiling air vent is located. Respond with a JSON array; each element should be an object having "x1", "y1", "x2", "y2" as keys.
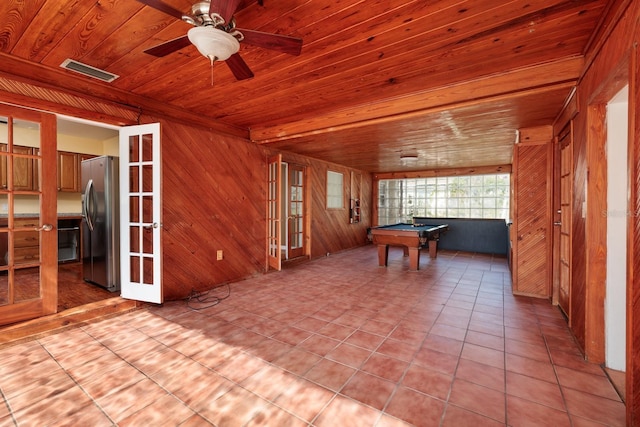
[{"x1": 60, "y1": 59, "x2": 119, "y2": 83}]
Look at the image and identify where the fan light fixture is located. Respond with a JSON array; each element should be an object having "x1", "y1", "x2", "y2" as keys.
[{"x1": 187, "y1": 26, "x2": 239, "y2": 61}]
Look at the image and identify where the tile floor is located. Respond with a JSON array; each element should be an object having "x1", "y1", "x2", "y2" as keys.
[{"x1": 0, "y1": 246, "x2": 627, "y2": 426}]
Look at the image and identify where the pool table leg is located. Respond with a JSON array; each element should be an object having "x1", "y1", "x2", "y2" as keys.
[
  {"x1": 408, "y1": 247, "x2": 420, "y2": 271},
  {"x1": 428, "y1": 240, "x2": 438, "y2": 258},
  {"x1": 377, "y1": 244, "x2": 389, "y2": 267}
]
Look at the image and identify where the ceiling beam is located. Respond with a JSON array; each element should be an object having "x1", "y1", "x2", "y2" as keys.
[
  {"x1": 0, "y1": 52, "x2": 248, "y2": 139},
  {"x1": 250, "y1": 56, "x2": 583, "y2": 143}
]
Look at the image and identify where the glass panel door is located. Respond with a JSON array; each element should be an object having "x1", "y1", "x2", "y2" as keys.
[
  {"x1": 119, "y1": 123, "x2": 162, "y2": 304},
  {"x1": 267, "y1": 154, "x2": 281, "y2": 271},
  {"x1": 288, "y1": 164, "x2": 304, "y2": 259},
  {"x1": 0, "y1": 106, "x2": 57, "y2": 326}
]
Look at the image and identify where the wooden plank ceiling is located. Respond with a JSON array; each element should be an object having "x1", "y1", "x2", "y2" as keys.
[{"x1": 0, "y1": 0, "x2": 608, "y2": 173}]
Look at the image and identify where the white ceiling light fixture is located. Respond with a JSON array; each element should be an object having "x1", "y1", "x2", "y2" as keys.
[{"x1": 187, "y1": 26, "x2": 240, "y2": 61}]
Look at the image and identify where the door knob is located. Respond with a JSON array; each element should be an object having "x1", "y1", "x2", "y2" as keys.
[
  {"x1": 36, "y1": 224, "x2": 54, "y2": 232},
  {"x1": 553, "y1": 222, "x2": 561, "y2": 226}
]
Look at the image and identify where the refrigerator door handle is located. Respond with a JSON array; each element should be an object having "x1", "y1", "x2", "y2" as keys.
[{"x1": 83, "y1": 179, "x2": 96, "y2": 232}]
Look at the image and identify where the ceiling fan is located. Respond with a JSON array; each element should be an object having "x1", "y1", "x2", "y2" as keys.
[{"x1": 137, "y1": 0, "x2": 303, "y2": 80}]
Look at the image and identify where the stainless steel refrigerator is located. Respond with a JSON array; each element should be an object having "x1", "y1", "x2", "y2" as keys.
[{"x1": 81, "y1": 156, "x2": 120, "y2": 292}]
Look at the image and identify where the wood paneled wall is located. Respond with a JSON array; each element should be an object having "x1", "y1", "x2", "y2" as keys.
[
  {"x1": 563, "y1": 0, "x2": 639, "y2": 422},
  {"x1": 153, "y1": 117, "x2": 268, "y2": 301},
  {"x1": 275, "y1": 151, "x2": 373, "y2": 259},
  {"x1": 153, "y1": 121, "x2": 372, "y2": 301}
]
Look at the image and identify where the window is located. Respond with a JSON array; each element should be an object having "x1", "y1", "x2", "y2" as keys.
[
  {"x1": 326, "y1": 170, "x2": 344, "y2": 209},
  {"x1": 378, "y1": 174, "x2": 510, "y2": 224}
]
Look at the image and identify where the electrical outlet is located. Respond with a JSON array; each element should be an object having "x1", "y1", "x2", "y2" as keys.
[{"x1": 216, "y1": 250, "x2": 223, "y2": 261}]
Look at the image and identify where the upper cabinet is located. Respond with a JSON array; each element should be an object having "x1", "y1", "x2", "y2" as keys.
[
  {"x1": 1, "y1": 144, "x2": 89, "y2": 192},
  {"x1": 57, "y1": 151, "x2": 78, "y2": 192},
  {"x1": 0, "y1": 144, "x2": 37, "y2": 191}
]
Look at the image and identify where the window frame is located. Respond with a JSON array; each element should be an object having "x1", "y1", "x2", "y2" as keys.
[
  {"x1": 377, "y1": 173, "x2": 510, "y2": 224},
  {"x1": 326, "y1": 170, "x2": 344, "y2": 209}
]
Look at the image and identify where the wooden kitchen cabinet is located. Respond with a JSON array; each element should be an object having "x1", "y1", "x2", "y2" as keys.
[
  {"x1": 0, "y1": 144, "x2": 37, "y2": 191},
  {"x1": 13, "y1": 217, "x2": 40, "y2": 264},
  {"x1": 57, "y1": 151, "x2": 79, "y2": 192},
  {"x1": 1, "y1": 145, "x2": 93, "y2": 193}
]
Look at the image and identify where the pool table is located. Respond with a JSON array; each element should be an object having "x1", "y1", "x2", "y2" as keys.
[{"x1": 369, "y1": 223, "x2": 449, "y2": 271}]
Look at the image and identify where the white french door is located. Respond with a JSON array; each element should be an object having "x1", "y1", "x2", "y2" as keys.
[
  {"x1": 267, "y1": 154, "x2": 282, "y2": 271},
  {"x1": 119, "y1": 123, "x2": 162, "y2": 303}
]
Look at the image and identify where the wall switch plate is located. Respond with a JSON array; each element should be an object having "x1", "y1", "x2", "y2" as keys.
[{"x1": 216, "y1": 250, "x2": 223, "y2": 261}]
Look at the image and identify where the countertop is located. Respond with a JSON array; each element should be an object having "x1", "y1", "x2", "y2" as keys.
[{"x1": 1, "y1": 213, "x2": 82, "y2": 219}]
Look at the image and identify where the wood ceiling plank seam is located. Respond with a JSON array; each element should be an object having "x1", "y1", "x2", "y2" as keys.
[
  {"x1": 63, "y1": 2, "x2": 161, "y2": 70},
  {"x1": 580, "y1": 0, "x2": 633, "y2": 84},
  {"x1": 111, "y1": 48, "x2": 202, "y2": 92},
  {"x1": 137, "y1": 0, "x2": 599, "y2": 122},
  {"x1": 204, "y1": 0, "x2": 580, "y2": 98},
  {"x1": 190, "y1": 2, "x2": 601, "y2": 122},
  {"x1": 153, "y1": 0, "x2": 470, "y2": 108},
  {"x1": 286, "y1": 0, "x2": 421, "y2": 46},
  {"x1": 234, "y1": 0, "x2": 316, "y2": 33},
  {"x1": 241, "y1": 26, "x2": 592, "y2": 105},
  {"x1": 115, "y1": 51, "x2": 205, "y2": 94},
  {"x1": 444, "y1": 0, "x2": 604, "y2": 48},
  {"x1": 0, "y1": 0, "x2": 47, "y2": 53},
  {"x1": 215, "y1": 28, "x2": 587, "y2": 122},
  {"x1": 581, "y1": 0, "x2": 631, "y2": 58},
  {"x1": 41, "y1": 1, "x2": 151, "y2": 70},
  {"x1": 11, "y1": 0, "x2": 96, "y2": 62},
  {"x1": 205, "y1": 46, "x2": 582, "y2": 127},
  {"x1": 71, "y1": 7, "x2": 184, "y2": 71},
  {"x1": 236, "y1": 44, "x2": 580, "y2": 118},
  {"x1": 179, "y1": 3, "x2": 486, "y2": 105}
]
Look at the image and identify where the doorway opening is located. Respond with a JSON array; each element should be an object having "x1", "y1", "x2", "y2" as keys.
[
  {"x1": 56, "y1": 116, "x2": 121, "y2": 312},
  {"x1": 604, "y1": 85, "x2": 628, "y2": 399}
]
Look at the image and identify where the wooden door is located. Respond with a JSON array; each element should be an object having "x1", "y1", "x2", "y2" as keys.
[
  {"x1": 288, "y1": 164, "x2": 305, "y2": 259},
  {"x1": 267, "y1": 154, "x2": 282, "y2": 271},
  {"x1": 558, "y1": 124, "x2": 573, "y2": 319},
  {"x1": 512, "y1": 127, "x2": 553, "y2": 297},
  {"x1": 0, "y1": 105, "x2": 57, "y2": 326},
  {"x1": 119, "y1": 123, "x2": 163, "y2": 304}
]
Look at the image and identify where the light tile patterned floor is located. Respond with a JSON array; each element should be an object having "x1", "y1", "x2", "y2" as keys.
[{"x1": 0, "y1": 246, "x2": 626, "y2": 426}]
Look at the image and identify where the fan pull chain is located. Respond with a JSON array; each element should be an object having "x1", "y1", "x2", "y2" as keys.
[{"x1": 209, "y1": 56, "x2": 215, "y2": 86}]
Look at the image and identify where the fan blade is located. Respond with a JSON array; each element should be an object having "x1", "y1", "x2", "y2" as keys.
[
  {"x1": 211, "y1": 0, "x2": 244, "y2": 23},
  {"x1": 238, "y1": 29, "x2": 302, "y2": 56},
  {"x1": 144, "y1": 36, "x2": 191, "y2": 57},
  {"x1": 226, "y1": 53, "x2": 254, "y2": 80},
  {"x1": 136, "y1": 0, "x2": 184, "y2": 20}
]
